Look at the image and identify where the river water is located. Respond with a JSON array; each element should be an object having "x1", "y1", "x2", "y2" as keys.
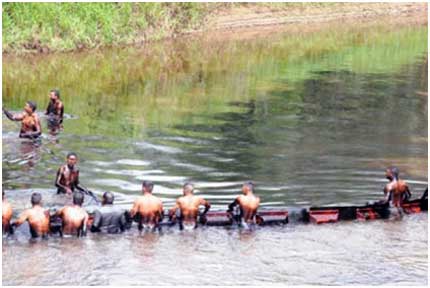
[{"x1": 2, "y1": 21, "x2": 428, "y2": 285}]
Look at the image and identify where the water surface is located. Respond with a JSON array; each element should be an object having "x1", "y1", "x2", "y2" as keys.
[{"x1": 2, "y1": 22, "x2": 428, "y2": 285}]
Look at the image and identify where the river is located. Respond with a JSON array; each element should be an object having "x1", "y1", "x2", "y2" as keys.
[{"x1": 2, "y1": 21, "x2": 428, "y2": 285}]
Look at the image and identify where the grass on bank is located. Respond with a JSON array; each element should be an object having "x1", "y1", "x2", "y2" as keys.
[{"x1": 2, "y1": 2, "x2": 340, "y2": 53}]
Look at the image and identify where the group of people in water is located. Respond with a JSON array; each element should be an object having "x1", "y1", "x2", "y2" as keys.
[
  {"x1": 3, "y1": 89, "x2": 63, "y2": 139},
  {"x1": 2, "y1": 154, "x2": 260, "y2": 238},
  {"x1": 2, "y1": 89, "x2": 415, "y2": 239}
]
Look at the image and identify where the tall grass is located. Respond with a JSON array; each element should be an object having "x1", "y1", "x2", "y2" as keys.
[{"x1": 2, "y1": 3, "x2": 208, "y2": 52}]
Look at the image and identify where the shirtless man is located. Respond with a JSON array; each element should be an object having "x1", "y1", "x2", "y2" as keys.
[
  {"x1": 45, "y1": 89, "x2": 64, "y2": 125},
  {"x1": 383, "y1": 167, "x2": 411, "y2": 216},
  {"x1": 169, "y1": 183, "x2": 211, "y2": 230},
  {"x1": 228, "y1": 182, "x2": 261, "y2": 226},
  {"x1": 55, "y1": 192, "x2": 88, "y2": 237},
  {"x1": 2, "y1": 191, "x2": 13, "y2": 235},
  {"x1": 55, "y1": 152, "x2": 85, "y2": 195},
  {"x1": 11, "y1": 193, "x2": 50, "y2": 238},
  {"x1": 3, "y1": 101, "x2": 42, "y2": 139},
  {"x1": 130, "y1": 181, "x2": 164, "y2": 231}
]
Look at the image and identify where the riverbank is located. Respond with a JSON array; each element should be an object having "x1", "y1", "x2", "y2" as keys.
[{"x1": 2, "y1": 2, "x2": 427, "y2": 54}]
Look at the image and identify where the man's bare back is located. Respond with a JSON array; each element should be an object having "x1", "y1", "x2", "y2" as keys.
[
  {"x1": 385, "y1": 179, "x2": 410, "y2": 207},
  {"x1": 384, "y1": 167, "x2": 411, "y2": 208},
  {"x1": 56, "y1": 192, "x2": 88, "y2": 236},
  {"x1": 131, "y1": 194, "x2": 163, "y2": 227},
  {"x1": 130, "y1": 181, "x2": 164, "y2": 230},
  {"x1": 57, "y1": 206, "x2": 88, "y2": 235},
  {"x1": 12, "y1": 193, "x2": 50, "y2": 238},
  {"x1": 175, "y1": 196, "x2": 207, "y2": 222},
  {"x1": 228, "y1": 182, "x2": 260, "y2": 224},
  {"x1": 169, "y1": 183, "x2": 210, "y2": 229}
]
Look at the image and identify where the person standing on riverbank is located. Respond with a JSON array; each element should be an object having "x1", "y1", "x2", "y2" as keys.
[
  {"x1": 227, "y1": 182, "x2": 260, "y2": 227},
  {"x1": 3, "y1": 101, "x2": 42, "y2": 139},
  {"x1": 169, "y1": 183, "x2": 211, "y2": 230},
  {"x1": 11, "y1": 193, "x2": 50, "y2": 238},
  {"x1": 130, "y1": 181, "x2": 164, "y2": 231}
]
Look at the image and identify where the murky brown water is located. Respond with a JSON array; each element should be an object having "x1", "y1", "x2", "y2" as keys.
[{"x1": 2, "y1": 22, "x2": 428, "y2": 285}]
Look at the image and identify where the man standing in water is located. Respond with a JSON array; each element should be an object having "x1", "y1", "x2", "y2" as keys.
[
  {"x1": 383, "y1": 167, "x2": 411, "y2": 217},
  {"x1": 2, "y1": 191, "x2": 13, "y2": 235},
  {"x1": 130, "y1": 181, "x2": 164, "y2": 231},
  {"x1": 3, "y1": 101, "x2": 42, "y2": 139},
  {"x1": 11, "y1": 193, "x2": 50, "y2": 238},
  {"x1": 55, "y1": 152, "x2": 86, "y2": 194},
  {"x1": 55, "y1": 192, "x2": 88, "y2": 237},
  {"x1": 227, "y1": 182, "x2": 261, "y2": 227},
  {"x1": 91, "y1": 191, "x2": 128, "y2": 234},
  {"x1": 45, "y1": 89, "x2": 64, "y2": 125},
  {"x1": 169, "y1": 183, "x2": 211, "y2": 230}
]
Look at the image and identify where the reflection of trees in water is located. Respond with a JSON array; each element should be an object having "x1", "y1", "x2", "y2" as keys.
[
  {"x1": 298, "y1": 61, "x2": 427, "y2": 147},
  {"x1": 170, "y1": 58, "x2": 427, "y2": 191},
  {"x1": 172, "y1": 99, "x2": 261, "y2": 181}
]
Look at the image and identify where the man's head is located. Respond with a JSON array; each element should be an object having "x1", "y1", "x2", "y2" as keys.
[
  {"x1": 31, "y1": 192, "x2": 42, "y2": 206},
  {"x1": 66, "y1": 152, "x2": 78, "y2": 168},
  {"x1": 386, "y1": 167, "x2": 399, "y2": 181},
  {"x1": 102, "y1": 191, "x2": 114, "y2": 205},
  {"x1": 142, "y1": 181, "x2": 154, "y2": 194},
  {"x1": 242, "y1": 181, "x2": 254, "y2": 195},
  {"x1": 50, "y1": 89, "x2": 60, "y2": 101},
  {"x1": 183, "y1": 183, "x2": 194, "y2": 195},
  {"x1": 24, "y1": 101, "x2": 37, "y2": 114},
  {"x1": 73, "y1": 192, "x2": 84, "y2": 206}
]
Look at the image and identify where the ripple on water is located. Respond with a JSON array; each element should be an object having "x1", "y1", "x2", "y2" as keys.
[
  {"x1": 115, "y1": 159, "x2": 151, "y2": 166},
  {"x1": 135, "y1": 141, "x2": 183, "y2": 154}
]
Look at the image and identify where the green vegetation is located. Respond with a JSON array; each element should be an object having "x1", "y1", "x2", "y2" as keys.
[
  {"x1": 2, "y1": 2, "x2": 347, "y2": 53},
  {"x1": 2, "y1": 3, "x2": 210, "y2": 52},
  {"x1": 3, "y1": 22, "x2": 427, "y2": 138}
]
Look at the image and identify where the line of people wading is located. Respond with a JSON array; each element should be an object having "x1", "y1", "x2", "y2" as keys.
[{"x1": 2, "y1": 90, "x2": 413, "y2": 239}]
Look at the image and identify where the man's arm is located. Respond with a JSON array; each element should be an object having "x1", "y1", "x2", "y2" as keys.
[
  {"x1": 383, "y1": 185, "x2": 392, "y2": 203},
  {"x1": 57, "y1": 103, "x2": 64, "y2": 119},
  {"x1": 73, "y1": 170, "x2": 86, "y2": 192},
  {"x1": 90, "y1": 210, "x2": 102, "y2": 232},
  {"x1": 200, "y1": 198, "x2": 211, "y2": 215},
  {"x1": 169, "y1": 200, "x2": 180, "y2": 220},
  {"x1": 12, "y1": 210, "x2": 29, "y2": 227},
  {"x1": 119, "y1": 212, "x2": 127, "y2": 232},
  {"x1": 404, "y1": 184, "x2": 412, "y2": 200},
  {"x1": 55, "y1": 207, "x2": 65, "y2": 218},
  {"x1": 3, "y1": 108, "x2": 24, "y2": 121},
  {"x1": 129, "y1": 200, "x2": 140, "y2": 218},
  {"x1": 158, "y1": 201, "x2": 164, "y2": 221},
  {"x1": 227, "y1": 197, "x2": 239, "y2": 213},
  {"x1": 79, "y1": 212, "x2": 88, "y2": 237}
]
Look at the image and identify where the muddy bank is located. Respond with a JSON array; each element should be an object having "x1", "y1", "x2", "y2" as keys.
[
  {"x1": 204, "y1": 3, "x2": 427, "y2": 32},
  {"x1": 198, "y1": 3, "x2": 427, "y2": 41}
]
